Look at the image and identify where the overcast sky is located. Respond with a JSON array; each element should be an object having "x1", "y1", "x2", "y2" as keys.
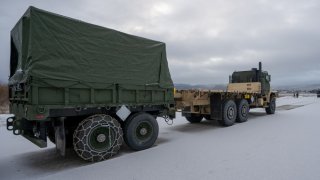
[{"x1": 1, "y1": 0, "x2": 319, "y2": 86}]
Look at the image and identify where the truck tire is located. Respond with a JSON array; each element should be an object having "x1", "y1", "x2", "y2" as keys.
[
  {"x1": 124, "y1": 112, "x2": 159, "y2": 151},
  {"x1": 47, "y1": 126, "x2": 55, "y2": 144},
  {"x1": 48, "y1": 122, "x2": 74, "y2": 147},
  {"x1": 73, "y1": 114, "x2": 123, "y2": 162},
  {"x1": 204, "y1": 115, "x2": 212, "y2": 120},
  {"x1": 218, "y1": 100, "x2": 237, "y2": 127},
  {"x1": 266, "y1": 97, "x2": 276, "y2": 114},
  {"x1": 186, "y1": 115, "x2": 203, "y2": 123},
  {"x1": 236, "y1": 99, "x2": 249, "y2": 123}
]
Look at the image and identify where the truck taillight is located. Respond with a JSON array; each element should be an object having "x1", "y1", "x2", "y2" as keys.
[{"x1": 35, "y1": 114, "x2": 45, "y2": 119}]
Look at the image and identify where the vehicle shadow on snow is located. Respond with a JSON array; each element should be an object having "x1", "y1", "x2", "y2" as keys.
[
  {"x1": 247, "y1": 112, "x2": 268, "y2": 118},
  {"x1": 277, "y1": 104, "x2": 304, "y2": 110},
  {"x1": 169, "y1": 120, "x2": 220, "y2": 133},
  {"x1": 155, "y1": 137, "x2": 171, "y2": 146},
  {"x1": 171, "y1": 112, "x2": 275, "y2": 133},
  {"x1": 1, "y1": 137, "x2": 171, "y2": 178},
  {"x1": 10, "y1": 148, "x2": 90, "y2": 173},
  {"x1": 4, "y1": 145, "x2": 146, "y2": 177},
  {"x1": 119, "y1": 136, "x2": 171, "y2": 155}
]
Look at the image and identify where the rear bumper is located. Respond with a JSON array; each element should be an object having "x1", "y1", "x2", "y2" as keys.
[{"x1": 6, "y1": 116, "x2": 48, "y2": 148}]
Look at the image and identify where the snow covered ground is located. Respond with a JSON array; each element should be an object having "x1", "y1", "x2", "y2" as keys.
[{"x1": 0, "y1": 95, "x2": 319, "y2": 180}]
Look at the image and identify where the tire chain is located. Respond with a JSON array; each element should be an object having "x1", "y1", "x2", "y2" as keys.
[{"x1": 73, "y1": 114, "x2": 123, "y2": 162}]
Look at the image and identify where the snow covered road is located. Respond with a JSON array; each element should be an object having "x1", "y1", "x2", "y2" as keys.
[{"x1": 0, "y1": 96, "x2": 319, "y2": 180}]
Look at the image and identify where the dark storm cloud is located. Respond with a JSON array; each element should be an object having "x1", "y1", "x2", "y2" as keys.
[{"x1": 0, "y1": 0, "x2": 319, "y2": 86}]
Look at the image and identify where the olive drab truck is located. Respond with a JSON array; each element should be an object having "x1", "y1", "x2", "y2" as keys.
[
  {"x1": 174, "y1": 62, "x2": 276, "y2": 126},
  {"x1": 7, "y1": 7, "x2": 175, "y2": 162}
]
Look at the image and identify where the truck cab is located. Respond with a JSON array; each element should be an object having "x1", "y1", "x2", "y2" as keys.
[
  {"x1": 227, "y1": 62, "x2": 275, "y2": 108},
  {"x1": 229, "y1": 62, "x2": 271, "y2": 96}
]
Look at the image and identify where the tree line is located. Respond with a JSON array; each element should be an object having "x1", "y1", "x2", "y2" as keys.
[{"x1": 0, "y1": 84, "x2": 9, "y2": 113}]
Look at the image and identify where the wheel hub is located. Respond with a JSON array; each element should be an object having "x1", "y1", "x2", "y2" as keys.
[
  {"x1": 140, "y1": 128, "x2": 148, "y2": 136},
  {"x1": 97, "y1": 134, "x2": 106, "y2": 143},
  {"x1": 136, "y1": 121, "x2": 153, "y2": 140},
  {"x1": 228, "y1": 107, "x2": 234, "y2": 118},
  {"x1": 73, "y1": 114, "x2": 123, "y2": 162},
  {"x1": 88, "y1": 126, "x2": 116, "y2": 151},
  {"x1": 241, "y1": 106, "x2": 247, "y2": 116}
]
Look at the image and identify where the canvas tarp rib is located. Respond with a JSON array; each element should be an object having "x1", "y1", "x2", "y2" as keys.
[{"x1": 9, "y1": 6, "x2": 173, "y2": 88}]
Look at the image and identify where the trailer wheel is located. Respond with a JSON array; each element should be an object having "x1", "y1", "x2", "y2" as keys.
[
  {"x1": 204, "y1": 115, "x2": 212, "y2": 120},
  {"x1": 47, "y1": 127, "x2": 55, "y2": 144},
  {"x1": 236, "y1": 99, "x2": 249, "y2": 123},
  {"x1": 218, "y1": 100, "x2": 237, "y2": 127},
  {"x1": 73, "y1": 114, "x2": 123, "y2": 162},
  {"x1": 48, "y1": 122, "x2": 74, "y2": 147},
  {"x1": 124, "y1": 113, "x2": 159, "y2": 151},
  {"x1": 266, "y1": 97, "x2": 276, "y2": 114},
  {"x1": 186, "y1": 115, "x2": 203, "y2": 123}
]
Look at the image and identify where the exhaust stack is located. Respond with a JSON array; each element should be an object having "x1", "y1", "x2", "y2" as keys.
[{"x1": 259, "y1": 62, "x2": 262, "y2": 72}]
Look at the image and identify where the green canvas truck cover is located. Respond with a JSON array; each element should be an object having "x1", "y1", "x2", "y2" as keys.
[{"x1": 9, "y1": 6, "x2": 173, "y2": 88}]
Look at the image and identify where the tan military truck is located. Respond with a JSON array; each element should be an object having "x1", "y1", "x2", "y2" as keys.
[{"x1": 175, "y1": 62, "x2": 276, "y2": 126}]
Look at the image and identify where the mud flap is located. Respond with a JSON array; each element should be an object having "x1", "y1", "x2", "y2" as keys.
[
  {"x1": 210, "y1": 92, "x2": 223, "y2": 120},
  {"x1": 55, "y1": 118, "x2": 66, "y2": 156}
]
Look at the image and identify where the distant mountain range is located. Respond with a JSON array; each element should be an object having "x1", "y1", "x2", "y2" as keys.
[
  {"x1": 174, "y1": 83, "x2": 227, "y2": 90},
  {"x1": 174, "y1": 83, "x2": 320, "y2": 91},
  {"x1": 273, "y1": 83, "x2": 320, "y2": 91}
]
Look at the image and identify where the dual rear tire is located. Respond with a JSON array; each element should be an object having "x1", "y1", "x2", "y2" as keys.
[
  {"x1": 73, "y1": 113, "x2": 159, "y2": 162},
  {"x1": 236, "y1": 99, "x2": 249, "y2": 123},
  {"x1": 218, "y1": 100, "x2": 237, "y2": 126},
  {"x1": 218, "y1": 99, "x2": 249, "y2": 126},
  {"x1": 184, "y1": 99, "x2": 249, "y2": 127}
]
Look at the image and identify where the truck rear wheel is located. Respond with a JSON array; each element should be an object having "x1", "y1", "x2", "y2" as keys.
[
  {"x1": 236, "y1": 99, "x2": 249, "y2": 123},
  {"x1": 204, "y1": 115, "x2": 213, "y2": 120},
  {"x1": 218, "y1": 100, "x2": 237, "y2": 127},
  {"x1": 47, "y1": 126, "x2": 55, "y2": 144},
  {"x1": 266, "y1": 97, "x2": 276, "y2": 114},
  {"x1": 73, "y1": 114, "x2": 123, "y2": 162},
  {"x1": 124, "y1": 112, "x2": 159, "y2": 151},
  {"x1": 186, "y1": 115, "x2": 203, "y2": 123}
]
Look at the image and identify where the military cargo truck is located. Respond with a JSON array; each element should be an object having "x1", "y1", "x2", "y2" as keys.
[
  {"x1": 175, "y1": 62, "x2": 276, "y2": 126},
  {"x1": 7, "y1": 7, "x2": 277, "y2": 162},
  {"x1": 7, "y1": 7, "x2": 175, "y2": 162}
]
